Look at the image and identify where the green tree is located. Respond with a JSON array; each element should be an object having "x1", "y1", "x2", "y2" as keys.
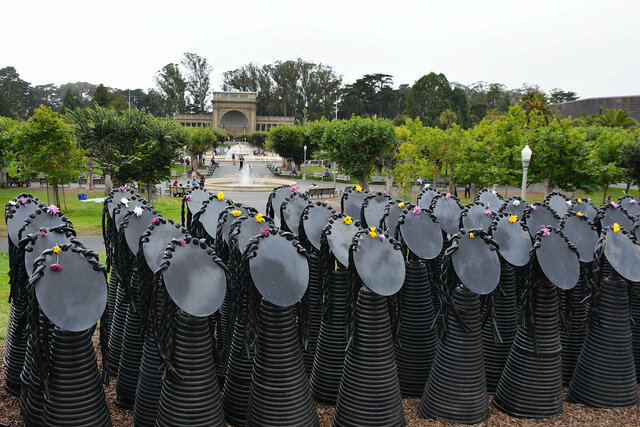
[
  {"x1": 322, "y1": 117, "x2": 396, "y2": 189},
  {"x1": 187, "y1": 127, "x2": 219, "y2": 166},
  {"x1": 588, "y1": 127, "x2": 629, "y2": 203},
  {"x1": 61, "y1": 88, "x2": 80, "y2": 112},
  {"x1": 0, "y1": 116, "x2": 18, "y2": 187},
  {"x1": 155, "y1": 63, "x2": 187, "y2": 114},
  {"x1": 182, "y1": 52, "x2": 212, "y2": 114},
  {"x1": 268, "y1": 124, "x2": 306, "y2": 168},
  {"x1": 92, "y1": 84, "x2": 110, "y2": 107},
  {"x1": 0, "y1": 66, "x2": 30, "y2": 119},
  {"x1": 239, "y1": 131, "x2": 269, "y2": 149},
  {"x1": 404, "y1": 72, "x2": 471, "y2": 128},
  {"x1": 520, "y1": 90, "x2": 556, "y2": 126},
  {"x1": 620, "y1": 134, "x2": 640, "y2": 198},
  {"x1": 439, "y1": 108, "x2": 457, "y2": 129},
  {"x1": 15, "y1": 105, "x2": 85, "y2": 205},
  {"x1": 595, "y1": 108, "x2": 638, "y2": 129},
  {"x1": 549, "y1": 89, "x2": 579, "y2": 103}
]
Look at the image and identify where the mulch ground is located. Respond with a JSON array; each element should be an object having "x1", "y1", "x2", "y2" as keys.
[{"x1": 1, "y1": 333, "x2": 639, "y2": 426}]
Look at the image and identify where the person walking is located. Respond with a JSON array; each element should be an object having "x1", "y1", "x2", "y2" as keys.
[
  {"x1": 232, "y1": 153, "x2": 236, "y2": 166},
  {"x1": 239, "y1": 156, "x2": 244, "y2": 169},
  {"x1": 464, "y1": 183, "x2": 471, "y2": 199}
]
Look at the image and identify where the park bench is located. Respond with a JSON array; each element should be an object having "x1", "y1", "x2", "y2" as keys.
[
  {"x1": 336, "y1": 174, "x2": 351, "y2": 182},
  {"x1": 170, "y1": 186, "x2": 188, "y2": 197},
  {"x1": 93, "y1": 178, "x2": 105, "y2": 185},
  {"x1": 369, "y1": 176, "x2": 385, "y2": 184},
  {"x1": 308, "y1": 187, "x2": 336, "y2": 199}
]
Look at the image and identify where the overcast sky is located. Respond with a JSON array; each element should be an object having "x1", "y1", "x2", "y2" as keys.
[{"x1": 3, "y1": 0, "x2": 638, "y2": 99}]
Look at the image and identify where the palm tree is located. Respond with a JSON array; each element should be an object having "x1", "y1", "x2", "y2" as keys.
[
  {"x1": 520, "y1": 90, "x2": 556, "y2": 126},
  {"x1": 439, "y1": 108, "x2": 457, "y2": 129},
  {"x1": 595, "y1": 108, "x2": 638, "y2": 129}
]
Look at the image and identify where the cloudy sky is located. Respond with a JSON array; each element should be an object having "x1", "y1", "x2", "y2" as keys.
[{"x1": 3, "y1": 0, "x2": 638, "y2": 98}]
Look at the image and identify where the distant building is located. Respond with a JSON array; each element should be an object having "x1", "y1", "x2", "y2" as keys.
[
  {"x1": 174, "y1": 91, "x2": 295, "y2": 136},
  {"x1": 553, "y1": 95, "x2": 640, "y2": 120}
]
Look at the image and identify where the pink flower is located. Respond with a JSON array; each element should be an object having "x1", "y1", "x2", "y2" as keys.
[
  {"x1": 261, "y1": 228, "x2": 270, "y2": 237},
  {"x1": 630, "y1": 199, "x2": 637, "y2": 205},
  {"x1": 530, "y1": 204, "x2": 537, "y2": 210},
  {"x1": 323, "y1": 200, "x2": 329, "y2": 205},
  {"x1": 290, "y1": 186, "x2": 296, "y2": 193},
  {"x1": 383, "y1": 191, "x2": 387, "y2": 194},
  {"x1": 20, "y1": 198, "x2": 27, "y2": 205},
  {"x1": 484, "y1": 209, "x2": 493, "y2": 216},
  {"x1": 151, "y1": 217, "x2": 159, "y2": 225},
  {"x1": 186, "y1": 195, "x2": 192, "y2": 201},
  {"x1": 47, "y1": 205, "x2": 59, "y2": 215},
  {"x1": 40, "y1": 231, "x2": 47, "y2": 237},
  {"x1": 611, "y1": 201, "x2": 619, "y2": 208},
  {"x1": 378, "y1": 234, "x2": 387, "y2": 242},
  {"x1": 412, "y1": 205, "x2": 421, "y2": 215},
  {"x1": 179, "y1": 238, "x2": 186, "y2": 246},
  {"x1": 541, "y1": 226, "x2": 550, "y2": 236},
  {"x1": 445, "y1": 193, "x2": 451, "y2": 200},
  {"x1": 50, "y1": 263, "x2": 62, "y2": 271},
  {"x1": 119, "y1": 186, "x2": 126, "y2": 191}
]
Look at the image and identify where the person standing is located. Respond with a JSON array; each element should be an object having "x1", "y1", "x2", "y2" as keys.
[
  {"x1": 232, "y1": 153, "x2": 236, "y2": 166},
  {"x1": 464, "y1": 183, "x2": 471, "y2": 199},
  {"x1": 239, "y1": 156, "x2": 244, "y2": 169}
]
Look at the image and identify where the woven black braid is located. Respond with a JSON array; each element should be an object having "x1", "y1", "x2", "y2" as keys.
[
  {"x1": 498, "y1": 196, "x2": 526, "y2": 215},
  {"x1": 239, "y1": 235, "x2": 263, "y2": 355},
  {"x1": 319, "y1": 222, "x2": 337, "y2": 321},
  {"x1": 266, "y1": 184, "x2": 290, "y2": 219},
  {"x1": 279, "y1": 192, "x2": 309, "y2": 234},
  {"x1": 359, "y1": 192, "x2": 392, "y2": 228},
  {"x1": 476, "y1": 188, "x2": 505, "y2": 204}
]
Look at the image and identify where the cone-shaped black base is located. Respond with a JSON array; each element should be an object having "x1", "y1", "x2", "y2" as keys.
[
  {"x1": 631, "y1": 287, "x2": 640, "y2": 383},
  {"x1": 395, "y1": 262, "x2": 438, "y2": 398},
  {"x1": 115, "y1": 270, "x2": 144, "y2": 408},
  {"x1": 216, "y1": 293, "x2": 230, "y2": 380},
  {"x1": 492, "y1": 281, "x2": 563, "y2": 419},
  {"x1": 156, "y1": 311, "x2": 225, "y2": 427},
  {"x1": 107, "y1": 281, "x2": 128, "y2": 377},
  {"x1": 304, "y1": 253, "x2": 323, "y2": 376},
  {"x1": 419, "y1": 287, "x2": 488, "y2": 424},
  {"x1": 560, "y1": 273, "x2": 588, "y2": 386},
  {"x1": 567, "y1": 279, "x2": 639, "y2": 408},
  {"x1": 43, "y1": 327, "x2": 111, "y2": 426},
  {"x1": 19, "y1": 312, "x2": 49, "y2": 427},
  {"x1": 310, "y1": 268, "x2": 349, "y2": 405},
  {"x1": 3, "y1": 298, "x2": 28, "y2": 396},
  {"x1": 333, "y1": 287, "x2": 405, "y2": 427},
  {"x1": 222, "y1": 314, "x2": 254, "y2": 426},
  {"x1": 246, "y1": 300, "x2": 319, "y2": 426},
  {"x1": 105, "y1": 269, "x2": 120, "y2": 341},
  {"x1": 483, "y1": 263, "x2": 519, "y2": 394}
]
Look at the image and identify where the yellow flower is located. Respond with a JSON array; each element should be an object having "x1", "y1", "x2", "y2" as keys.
[
  {"x1": 343, "y1": 216, "x2": 353, "y2": 225},
  {"x1": 576, "y1": 211, "x2": 583, "y2": 217},
  {"x1": 508, "y1": 215, "x2": 518, "y2": 223},
  {"x1": 577, "y1": 198, "x2": 582, "y2": 203},
  {"x1": 355, "y1": 185, "x2": 363, "y2": 192},
  {"x1": 612, "y1": 222, "x2": 621, "y2": 233},
  {"x1": 52, "y1": 245, "x2": 61, "y2": 254},
  {"x1": 397, "y1": 202, "x2": 405, "y2": 208},
  {"x1": 368, "y1": 227, "x2": 378, "y2": 239},
  {"x1": 230, "y1": 210, "x2": 242, "y2": 217},
  {"x1": 469, "y1": 232, "x2": 475, "y2": 239},
  {"x1": 217, "y1": 192, "x2": 224, "y2": 200},
  {"x1": 255, "y1": 213, "x2": 265, "y2": 223}
]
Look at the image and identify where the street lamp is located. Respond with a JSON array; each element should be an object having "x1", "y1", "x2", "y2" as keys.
[
  {"x1": 183, "y1": 145, "x2": 187, "y2": 176},
  {"x1": 303, "y1": 145, "x2": 308, "y2": 180},
  {"x1": 521, "y1": 144, "x2": 532, "y2": 201}
]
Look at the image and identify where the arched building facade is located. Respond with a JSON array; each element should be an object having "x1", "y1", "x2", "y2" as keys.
[{"x1": 174, "y1": 91, "x2": 295, "y2": 136}]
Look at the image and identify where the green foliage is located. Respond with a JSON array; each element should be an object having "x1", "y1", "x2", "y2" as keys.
[
  {"x1": 520, "y1": 90, "x2": 556, "y2": 126},
  {"x1": 404, "y1": 72, "x2": 471, "y2": 128},
  {"x1": 187, "y1": 127, "x2": 220, "y2": 160},
  {"x1": 587, "y1": 127, "x2": 629, "y2": 201},
  {"x1": 267, "y1": 124, "x2": 306, "y2": 166},
  {"x1": 238, "y1": 131, "x2": 269, "y2": 148},
  {"x1": 549, "y1": 89, "x2": 579, "y2": 103},
  {"x1": 595, "y1": 108, "x2": 638, "y2": 129},
  {"x1": 155, "y1": 63, "x2": 187, "y2": 114},
  {"x1": 14, "y1": 105, "x2": 85, "y2": 205},
  {"x1": 92, "y1": 84, "x2": 110, "y2": 107},
  {"x1": 182, "y1": 52, "x2": 213, "y2": 114},
  {"x1": 619, "y1": 132, "x2": 640, "y2": 193},
  {"x1": 0, "y1": 116, "x2": 19, "y2": 168},
  {"x1": 61, "y1": 88, "x2": 80, "y2": 112},
  {"x1": 322, "y1": 116, "x2": 396, "y2": 187}
]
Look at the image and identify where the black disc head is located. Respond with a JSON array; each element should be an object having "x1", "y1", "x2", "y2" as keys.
[
  {"x1": 399, "y1": 210, "x2": 443, "y2": 259},
  {"x1": 199, "y1": 198, "x2": 231, "y2": 240},
  {"x1": 383, "y1": 202, "x2": 404, "y2": 235},
  {"x1": 281, "y1": 193, "x2": 308, "y2": 236},
  {"x1": 302, "y1": 204, "x2": 334, "y2": 251},
  {"x1": 431, "y1": 195, "x2": 462, "y2": 235},
  {"x1": 163, "y1": 242, "x2": 227, "y2": 316},
  {"x1": 20, "y1": 211, "x2": 66, "y2": 242},
  {"x1": 535, "y1": 230, "x2": 579, "y2": 289},
  {"x1": 123, "y1": 208, "x2": 156, "y2": 254},
  {"x1": 599, "y1": 205, "x2": 634, "y2": 232},
  {"x1": 491, "y1": 215, "x2": 532, "y2": 267},
  {"x1": 115, "y1": 198, "x2": 145, "y2": 231},
  {"x1": 545, "y1": 192, "x2": 571, "y2": 217},
  {"x1": 342, "y1": 188, "x2": 369, "y2": 219},
  {"x1": 501, "y1": 197, "x2": 527, "y2": 217},
  {"x1": 603, "y1": 229, "x2": 640, "y2": 282},
  {"x1": 7, "y1": 201, "x2": 39, "y2": 245},
  {"x1": 417, "y1": 187, "x2": 439, "y2": 210},
  {"x1": 25, "y1": 230, "x2": 73, "y2": 278},
  {"x1": 235, "y1": 215, "x2": 271, "y2": 254},
  {"x1": 476, "y1": 189, "x2": 504, "y2": 212},
  {"x1": 570, "y1": 199, "x2": 597, "y2": 221},
  {"x1": 560, "y1": 215, "x2": 599, "y2": 262},
  {"x1": 462, "y1": 203, "x2": 494, "y2": 232},
  {"x1": 620, "y1": 196, "x2": 640, "y2": 218},
  {"x1": 269, "y1": 186, "x2": 291, "y2": 219},
  {"x1": 525, "y1": 204, "x2": 559, "y2": 237},
  {"x1": 451, "y1": 233, "x2": 500, "y2": 294},
  {"x1": 326, "y1": 217, "x2": 361, "y2": 267},
  {"x1": 249, "y1": 234, "x2": 309, "y2": 306},
  {"x1": 107, "y1": 189, "x2": 131, "y2": 218},
  {"x1": 221, "y1": 205, "x2": 252, "y2": 243},
  {"x1": 142, "y1": 222, "x2": 186, "y2": 272},
  {"x1": 362, "y1": 194, "x2": 391, "y2": 228},
  {"x1": 36, "y1": 249, "x2": 107, "y2": 331},
  {"x1": 186, "y1": 188, "x2": 209, "y2": 214},
  {"x1": 352, "y1": 232, "x2": 405, "y2": 296}
]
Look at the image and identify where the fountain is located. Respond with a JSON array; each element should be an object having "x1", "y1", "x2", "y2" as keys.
[
  {"x1": 205, "y1": 164, "x2": 296, "y2": 192},
  {"x1": 225, "y1": 143, "x2": 253, "y2": 160}
]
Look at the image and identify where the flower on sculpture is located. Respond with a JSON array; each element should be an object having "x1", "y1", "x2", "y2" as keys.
[
  {"x1": 343, "y1": 216, "x2": 353, "y2": 225},
  {"x1": 260, "y1": 228, "x2": 269, "y2": 237},
  {"x1": 412, "y1": 205, "x2": 421, "y2": 215},
  {"x1": 378, "y1": 234, "x2": 386, "y2": 242},
  {"x1": 133, "y1": 206, "x2": 143, "y2": 217},
  {"x1": 397, "y1": 202, "x2": 405, "y2": 208},
  {"x1": 40, "y1": 230, "x2": 47, "y2": 237},
  {"x1": 323, "y1": 200, "x2": 329, "y2": 206},
  {"x1": 469, "y1": 232, "x2": 475, "y2": 239},
  {"x1": 20, "y1": 198, "x2": 27, "y2": 205},
  {"x1": 508, "y1": 215, "x2": 518, "y2": 223},
  {"x1": 255, "y1": 213, "x2": 265, "y2": 223},
  {"x1": 566, "y1": 200, "x2": 572, "y2": 206},
  {"x1": 47, "y1": 205, "x2": 60, "y2": 216},
  {"x1": 611, "y1": 201, "x2": 619, "y2": 208},
  {"x1": 9, "y1": 200, "x2": 16, "y2": 206},
  {"x1": 355, "y1": 185, "x2": 363, "y2": 192},
  {"x1": 484, "y1": 209, "x2": 493, "y2": 217},
  {"x1": 50, "y1": 263, "x2": 62, "y2": 271},
  {"x1": 629, "y1": 199, "x2": 637, "y2": 205},
  {"x1": 179, "y1": 238, "x2": 186, "y2": 246},
  {"x1": 152, "y1": 217, "x2": 159, "y2": 225},
  {"x1": 541, "y1": 226, "x2": 551, "y2": 237},
  {"x1": 217, "y1": 192, "x2": 225, "y2": 200},
  {"x1": 186, "y1": 194, "x2": 192, "y2": 201},
  {"x1": 368, "y1": 227, "x2": 378, "y2": 239},
  {"x1": 577, "y1": 198, "x2": 583, "y2": 203},
  {"x1": 230, "y1": 210, "x2": 242, "y2": 217},
  {"x1": 445, "y1": 193, "x2": 451, "y2": 200},
  {"x1": 119, "y1": 186, "x2": 126, "y2": 192},
  {"x1": 612, "y1": 223, "x2": 621, "y2": 233},
  {"x1": 576, "y1": 211, "x2": 583, "y2": 217},
  {"x1": 530, "y1": 204, "x2": 537, "y2": 210},
  {"x1": 52, "y1": 245, "x2": 61, "y2": 254},
  {"x1": 290, "y1": 186, "x2": 297, "y2": 193},
  {"x1": 120, "y1": 197, "x2": 129, "y2": 207},
  {"x1": 512, "y1": 200, "x2": 521, "y2": 206}
]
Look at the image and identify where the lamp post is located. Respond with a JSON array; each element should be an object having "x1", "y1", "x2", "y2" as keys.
[
  {"x1": 183, "y1": 145, "x2": 187, "y2": 176},
  {"x1": 521, "y1": 144, "x2": 532, "y2": 201},
  {"x1": 303, "y1": 145, "x2": 307, "y2": 180}
]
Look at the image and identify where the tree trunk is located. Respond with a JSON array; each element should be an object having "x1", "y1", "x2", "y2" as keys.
[
  {"x1": 86, "y1": 158, "x2": 94, "y2": 191},
  {"x1": 0, "y1": 167, "x2": 6, "y2": 188},
  {"x1": 544, "y1": 177, "x2": 553, "y2": 195},
  {"x1": 146, "y1": 183, "x2": 152, "y2": 203},
  {"x1": 504, "y1": 184, "x2": 508, "y2": 198},
  {"x1": 104, "y1": 174, "x2": 113, "y2": 195},
  {"x1": 384, "y1": 168, "x2": 394, "y2": 194},
  {"x1": 52, "y1": 177, "x2": 60, "y2": 207},
  {"x1": 448, "y1": 164, "x2": 456, "y2": 194},
  {"x1": 359, "y1": 176, "x2": 369, "y2": 191},
  {"x1": 602, "y1": 183, "x2": 609, "y2": 205},
  {"x1": 376, "y1": 164, "x2": 382, "y2": 177}
]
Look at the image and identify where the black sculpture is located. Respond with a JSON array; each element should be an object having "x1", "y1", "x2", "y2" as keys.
[
  {"x1": 360, "y1": 192, "x2": 392, "y2": 229},
  {"x1": 180, "y1": 187, "x2": 209, "y2": 228},
  {"x1": 475, "y1": 188, "x2": 505, "y2": 212},
  {"x1": 341, "y1": 185, "x2": 369, "y2": 220}
]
